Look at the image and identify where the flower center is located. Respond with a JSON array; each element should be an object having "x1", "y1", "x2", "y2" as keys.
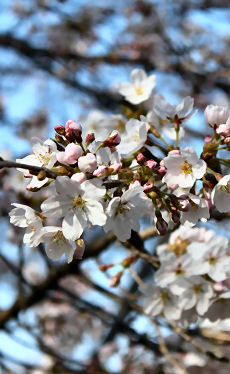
[
  {"x1": 193, "y1": 284, "x2": 202, "y2": 294},
  {"x1": 115, "y1": 201, "x2": 130, "y2": 216},
  {"x1": 135, "y1": 86, "x2": 143, "y2": 95},
  {"x1": 132, "y1": 130, "x2": 140, "y2": 142},
  {"x1": 51, "y1": 230, "x2": 66, "y2": 244},
  {"x1": 168, "y1": 237, "x2": 189, "y2": 256},
  {"x1": 26, "y1": 219, "x2": 35, "y2": 232},
  {"x1": 220, "y1": 182, "x2": 230, "y2": 194},
  {"x1": 73, "y1": 196, "x2": 85, "y2": 208},
  {"x1": 209, "y1": 256, "x2": 218, "y2": 265},
  {"x1": 179, "y1": 161, "x2": 192, "y2": 175},
  {"x1": 174, "y1": 263, "x2": 185, "y2": 276},
  {"x1": 36, "y1": 152, "x2": 51, "y2": 166}
]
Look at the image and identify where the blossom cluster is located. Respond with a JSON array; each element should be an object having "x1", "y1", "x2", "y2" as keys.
[
  {"x1": 140, "y1": 225, "x2": 230, "y2": 323},
  {"x1": 8, "y1": 68, "x2": 230, "y2": 268}
]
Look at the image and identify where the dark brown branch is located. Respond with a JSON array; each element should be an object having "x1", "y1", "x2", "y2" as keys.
[{"x1": 0, "y1": 159, "x2": 59, "y2": 179}]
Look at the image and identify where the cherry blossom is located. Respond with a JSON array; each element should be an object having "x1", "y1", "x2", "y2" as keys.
[
  {"x1": 118, "y1": 118, "x2": 148, "y2": 157},
  {"x1": 40, "y1": 226, "x2": 84, "y2": 263},
  {"x1": 163, "y1": 147, "x2": 206, "y2": 188},
  {"x1": 41, "y1": 176, "x2": 106, "y2": 241},
  {"x1": 118, "y1": 68, "x2": 156, "y2": 105},
  {"x1": 16, "y1": 139, "x2": 57, "y2": 189},
  {"x1": 103, "y1": 186, "x2": 152, "y2": 241},
  {"x1": 140, "y1": 283, "x2": 181, "y2": 320},
  {"x1": 211, "y1": 174, "x2": 230, "y2": 213},
  {"x1": 9, "y1": 203, "x2": 43, "y2": 247}
]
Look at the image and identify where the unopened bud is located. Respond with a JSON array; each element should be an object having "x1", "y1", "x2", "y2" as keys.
[
  {"x1": 74, "y1": 238, "x2": 85, "y2": 260},
  {"x1": 136, "y1": 153, "x2": 147, "y2": 164},
  {"x1": 143, "y1": 180, "x2": 154, "y2": 192},
  {"x1": 145, "y1": 160, "x2": 157, "y2": 169},
  {"x1": 99, "y1": 264, "x2": 113, "y2": 272},
  {"x1": 109, "y1": 271, "x2": 123, "y2": 287},
  {"x1": 54, "y1": 125, "x2": 66, "y2": 136},
  {"x1": 156, "y1": 219, "x2": 168, "y2": 235},
  {"x1": 121, "y1": 256, "x2": 136, "y2": 268},
  {"x1": 155, "y1": 211, "x2": 168, "y2": 235},
  {"x1": 204, "y1": 104, "x2": 229, "y2": 127},
  {"x1": 204, "y1": 135, "x2": 212, "y2": 143},
  {"x1": 103, "y1": 130, "x2": 121, "y2": 148},
  {"x1": 85, "y1": 133, "x2": 95, "y2": 144},
  {"x1": 65, "y1": 120, "x2": 82, "y2": 143},
  {"x1": 78, "y1": 153, "x2": 97, "y2": 173},
  {"x1": 58, "y1": 166, "x2": 69, "y2": 175},
  {"x1": 37, "y1": 170, "x2": 47, "y2": 180},
  {"x1": 170, "y1": 210, "x2": 180, "y2": 224}
]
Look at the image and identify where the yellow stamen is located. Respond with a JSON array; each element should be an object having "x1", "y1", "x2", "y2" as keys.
[
  {"x1": 179, "y1": 161, "x2": 192, "y2": 175},
  {"x1": 135, "y1": 86, "x2": 143, "y2": 95}
]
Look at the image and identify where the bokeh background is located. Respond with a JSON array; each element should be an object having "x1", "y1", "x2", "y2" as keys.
[{"x1": 0, "y1": 1, "x2": 230, "y2": 373}]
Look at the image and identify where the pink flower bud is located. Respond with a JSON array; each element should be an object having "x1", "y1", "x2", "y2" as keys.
[
  {"x1": 71, "y1": 172, "x2": 86, "y2": 184},
  {"x1": 216, "y1": 124, "x2": 230, "y2": 136},
  {"x1": 111, "y1": 162, "x2": 122, "y2": 173},
  {"x1": 54, "y1": 125, "x2": 65, "y2": 135},
  {"x1": 104, "y1": 130, "x2": 121, "y2": 148},
  {"x1": 93, "y1": 165, "x2": 107, "y2": 177},
  {"x1": 204, "y1": 135, "x2": 212, "y2": 143},
  {"x1": 224, "y1": 136, "x2": 230, "y2": 144},
  {"x1": 143, "y1": 181, "x2": 154, "y2": 192},
  {"x1": 56, "y1": 143, "x2": 83, "y2": 165},
  {"x1": 109, "y1": 271, "x2": 123, "y2": 287},
  {"x1": 78, "y1": 153, "x2": 97, "y2": 173},
  {"x1": 136, "y1": 153, "x2": 147, "y2": 164},
  {"x1": 65, "y1": 120, "x2": 82, "y2": 142},
  {"x1": 158, "y1": 166, "x2": 166, "y2": 175},
  {"x1": 65, "y1": 143, "x2": 83, "y2": 164},
  {"x1": 85, "y1": 133, "x2": 95, "y2": 144},
  {"x1": 145, "y1": 160, "x2": 157, "y2": 169}
]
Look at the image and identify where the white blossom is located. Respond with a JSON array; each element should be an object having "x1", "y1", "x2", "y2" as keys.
[
  {"x1": 140, "y1": 283, "x2": 181, "y2": 320},
  {"x1": 41, "y1": 176, "x2": 106, "y2": 241},
  {"x1": 154, "y1": 95, "x2": 196, "y2": 122},
  {"x1": 211, "y1": 175, "x2": 230, "y2": 213},
  {"x1": 9, "y1": 203, "x2": 43, "y2": 247},
  {"x1": 170, "y1": 276, "x2": 214, "y2": 315},
  {"x1": 146, "y1": 109, "x2": 185, "y2": 140},
  {"x1": 118, "y1": 118, "x2": 148, "y2": 157},
  {"x1": 40, "y1": 226, "x2": 84, "y2": 263},
  {"x1": 180, "y1": 194, "x2": 210, "y2": 227},
  {"x1": 103, "y1": 186, "x2": 152, "y2": 242},
  {"x1": 204, "y1": 292, "x2": 230, "y2": 321},
  {"x1": 188, "y1": 236, "x2": 230, "y2": 282},
  {"x1": 155, "y1": 252, "x2": 202, "y2": 287},
  {"x1": 118, "y1": 69, "x2": 156, "y2": 105},
  {"x1": 163, "y1": 147, "x2": 206, "y2": 189},
  {"x1": 16, "y1": 139, "x2": 57, "y2": 189}
]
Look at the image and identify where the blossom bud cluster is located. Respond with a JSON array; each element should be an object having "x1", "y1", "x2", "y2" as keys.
[{"x1": 8, "y1": 68, "x2": 230, "y2": 270}]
